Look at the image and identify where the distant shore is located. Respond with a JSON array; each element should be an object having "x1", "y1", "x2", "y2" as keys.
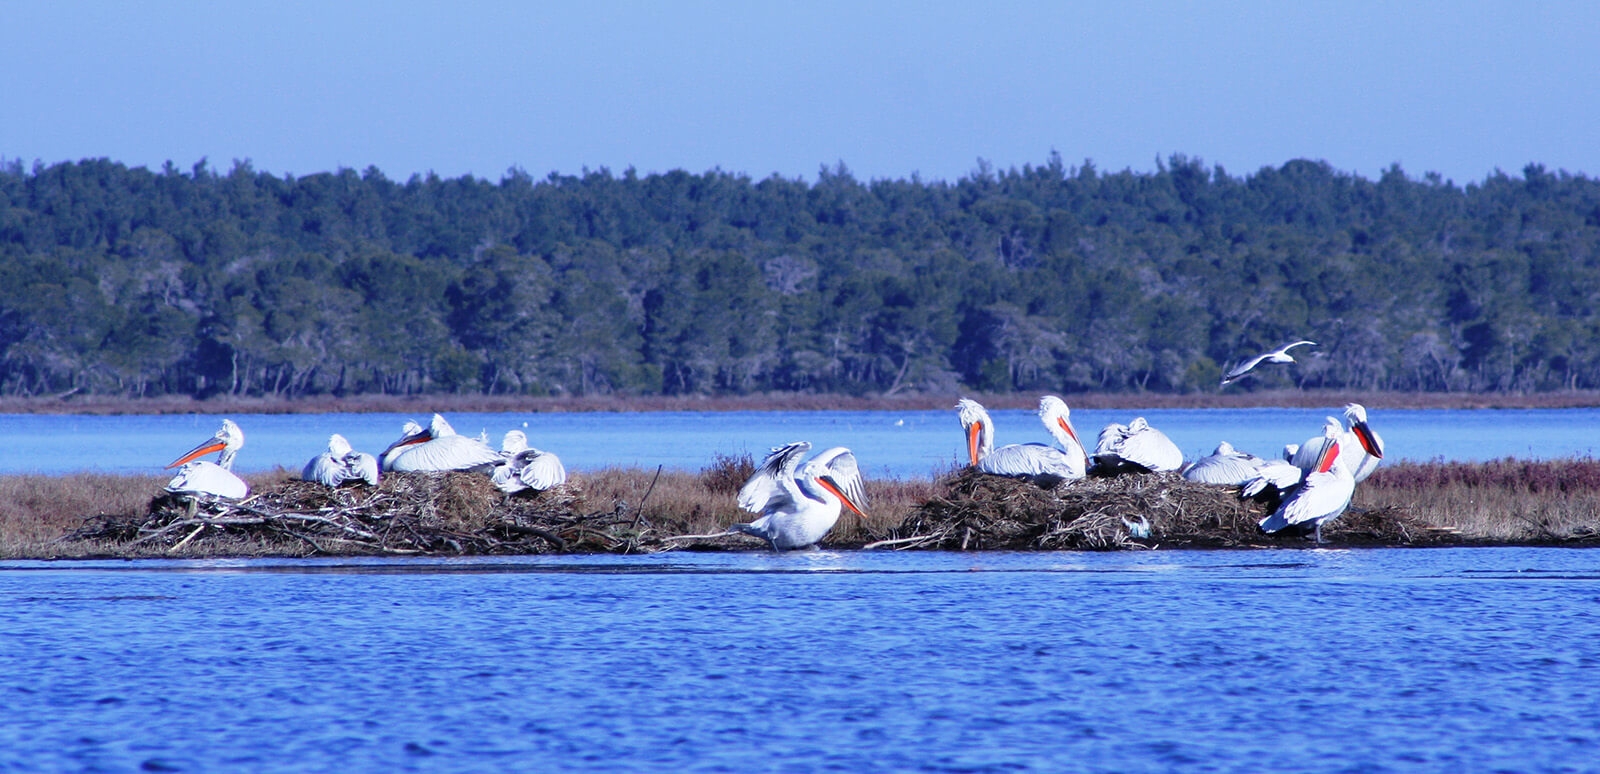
[{"x1": 5, "y1": 389, "x2": 1600, "y2": 416}]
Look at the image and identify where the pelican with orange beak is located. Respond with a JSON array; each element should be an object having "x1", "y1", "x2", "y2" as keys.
[
  {"x1": 164, "y1": 418, "x2": 249, "y2": 499},
  {"x1": 1291, "y1": 403, "x2": 1385, "y2": 482},
  {"x1": 379, "y1": 413, "x2": 501, "y2": 473},
  {"x1": 1261, "y1": 423, "x2": 1355, "y2": 543},
  {"x1": 957, "y1": 397, "x2": 1086, "y2": 488},
  {"x1": 733, "y1": 441, "x2": 868, "y2": 550}
]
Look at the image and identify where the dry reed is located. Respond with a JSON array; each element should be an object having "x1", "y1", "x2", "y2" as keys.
[{"x1": 4, "y1": 457, "x2": 1598, "y2": 558}]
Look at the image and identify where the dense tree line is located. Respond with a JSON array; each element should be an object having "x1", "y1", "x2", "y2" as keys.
[{"x1": 1, "y1": 153, "x2": 1598, "y2": 399}]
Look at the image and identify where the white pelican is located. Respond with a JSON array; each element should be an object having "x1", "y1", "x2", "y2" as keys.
[
  {"x1": 380, "y1": 414, "x2": 502, "y2": 473},
  {"x1": 1182, "y1": 441, "x2": 1264, "y2": 486},
  {"x1": 1291, "y1": 404, "x2": 1385, "y2": 482},
  {"x1": 1221, "y1": 340, "x2": 1316, "y2": 386},
  {"x1": 1092, "y1": 417, "x2": 1184, "y2": 474},
  {"x1": 1260, "y1": 424, "x2": 1355, "y2": 543},
  {"x1": 733, "y1": 442, "x2": 868, "y2": 551},
  {"x1": 491, "y1": 430, "x2": 567, "y2": 493},
  {"x1": 956, "y1": 397, "x2": 1085, "y2": 488},
  {"x1": 302, "y1": 434, "x2": 379, "y2": 487},
  {"x1": 165, "y1": 419, "x2": 249, "y2": 500}
]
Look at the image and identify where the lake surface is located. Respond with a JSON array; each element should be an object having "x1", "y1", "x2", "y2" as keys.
[
  {"x1": 1, "y1": 406, "x2": 1595, "y2": 478},
  {"x1": 2, "y1": 548, "x2": 1596, "y2": 772}
]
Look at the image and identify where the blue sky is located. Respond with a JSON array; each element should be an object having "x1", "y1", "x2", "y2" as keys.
[{"x1": 2, "y1": 1, "x2": 1595, "y2": 185}]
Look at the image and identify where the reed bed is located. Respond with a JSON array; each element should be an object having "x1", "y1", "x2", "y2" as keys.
[{"x1": 2, "y1": 457, "x2": 1597, "y2": 558}]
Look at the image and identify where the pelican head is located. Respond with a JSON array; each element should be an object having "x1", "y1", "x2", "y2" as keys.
[
  {"x1": 1343, "y1": 403, "x2": 1384, "y2": 458},
  {"x1": 501, "y1": 430, "x2": 530, "y2": 454},
  {"x1": 955, "y1": 398, "x2": 994, "y2": 465},
  {"x1": 327, "y1": 433, "x2": 353, "y2": 457},
  {"x1": 167, "y1": 419, "x2": 244, "y2": 470},
  {"x1": 1212, "y1": 441, "x2": 1236, "y2": 456},
  {"x1": 1038, "y1": 395, "x2": 1083, "y2": 449}
]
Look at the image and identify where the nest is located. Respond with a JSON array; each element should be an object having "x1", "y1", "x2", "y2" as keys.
[
  {"x1": 63, "y1": 472, "x2": 669, "y2": 557},
  {"x1": 871, "y1": 468, "x2": 1449, "y2": 551}
]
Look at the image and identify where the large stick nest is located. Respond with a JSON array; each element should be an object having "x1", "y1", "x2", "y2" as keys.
[
  {"x1": 64, "y1": 472, "x2": 671, "y2": 557},
  {"x1": 873, "y1": 468, "x2": 1447, "y2": 551}
]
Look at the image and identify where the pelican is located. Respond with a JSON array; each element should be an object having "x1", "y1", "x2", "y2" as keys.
[
  {"x1": 380, "y1": 414, "x2": 502, "y2": 473},
  {"x1": 1092, "y1": 417, "x2": 1184, "y2": 474},
  {"x1": 165, "y1": 419, "x2": 249, "y2": 500},
  {"x1": 302, "y1": 434, "x2": 379, "y2": 487},
  {"x1": 956, "y1": 397, "x2": 1085, "y2": 488},
  {"x1": 491, "y1": 430, "x2": 567, "y2": 493},
  {"x1": 1260, "y1": 424, "x2": 1355, "y2": 543},
  {"x1": 1221, "y1": 340, "x2": 1316, "y2": 386},
  {"x1": 1182, "y1": 441, "x2": 1264, "y2": 486},
  {"x1": 733, "y1": 442, "x2": 868, "y2": 551},
  {"x1": 1291, "y1": 404, "x2": 1385, "y2": 482}
]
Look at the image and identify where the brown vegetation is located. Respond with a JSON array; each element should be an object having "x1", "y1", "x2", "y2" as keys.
[
  {"x1": 6, "y1": 389, "x2": 1600, "y2": 416},
  {"x1": 2, "y1": 458, "x2": 1596, "y2": 559}
]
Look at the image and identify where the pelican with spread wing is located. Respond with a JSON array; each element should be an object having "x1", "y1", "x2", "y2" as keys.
[
  {"x1": 165, "y1": 418, "x2": 250, "y2": 500},
  {"x1": 734, "y1": 441, "x2": 868, "y2": 551}
]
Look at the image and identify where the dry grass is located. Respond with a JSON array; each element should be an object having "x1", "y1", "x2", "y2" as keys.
[
  {"x1": 3, "y1": 458, "x2": 1598, "y2": 558},
  {"x1": 1357, "y1": 458, "x2": 1600, "y2": 543},
  {"x1": 8, "y1": 388, "x2": 1600, "y2": 415}
]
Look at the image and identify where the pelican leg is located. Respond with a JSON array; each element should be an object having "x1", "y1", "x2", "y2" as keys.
[{"x1": 1314, "y1": 523, "x2": 1325, "y2": 544}]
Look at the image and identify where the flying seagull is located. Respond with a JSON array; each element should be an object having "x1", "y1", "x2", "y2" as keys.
[{"x1": 1220, "y1": 340, "x2": 1316, "y2": 386}]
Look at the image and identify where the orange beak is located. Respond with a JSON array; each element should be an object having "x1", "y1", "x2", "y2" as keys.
[
  {"x1": 967, "y1": 421, "x2": 983, "y2": 466},
  {"x1": 167, "y1": 439, "x2": 225, "y2": 469},
  {"x1": 1352, "y1": 422, "x2": 1382, "y2": 459},
  {"x1": 817, "y1": 476, "x2": 868, "y2": 519},
  {"x1": 1056, "y1": 416, "x2": 1081, "y2": 448},
  {"x1": 1315, "y1": 440, "x2": 1342, "y2": 474}
]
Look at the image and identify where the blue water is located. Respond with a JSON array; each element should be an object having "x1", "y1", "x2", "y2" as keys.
[
  {"x1": 2, "y1": 548, "x2": 1596, "y2": 772},
  {"x1": 2, "y1": 407, "x2": 1597, "y2": 478}
]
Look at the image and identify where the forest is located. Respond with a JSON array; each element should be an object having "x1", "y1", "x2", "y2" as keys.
[{"x1": 1, "y1": 153, "x2": 1598, "y2": 399}]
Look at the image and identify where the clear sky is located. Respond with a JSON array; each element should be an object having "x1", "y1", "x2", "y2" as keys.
[{"x1": 2, "y1": 1, "x2": 1595, "y2": 185}]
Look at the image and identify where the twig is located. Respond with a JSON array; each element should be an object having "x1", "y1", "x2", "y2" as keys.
[
  {"x1": 168, "y1": 524, "x2": 207, "y2": 553},
  {"x1": 632, "y1": 465, "x2": 664, "y2": 528}
]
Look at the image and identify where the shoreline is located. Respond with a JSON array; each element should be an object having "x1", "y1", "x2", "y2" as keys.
[{"x1": 7, "y1": 389, "x2": 1600, "y2": 416}]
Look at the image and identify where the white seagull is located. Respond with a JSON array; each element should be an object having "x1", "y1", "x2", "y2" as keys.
[
  {"x1": 1092, "y1": 417, "x2": 1184, "y2": 474},
  {"x1": 733, "y1": 442, "x2": 868, "y2": 551},
  {"x1": 302, "y1": 434, "x2": 380, "y2": 487},
  {"x1": 1291, "y1": 403, "x2": 1385, "y2": 483},
  {"x1": 380, "y1": 414, "x2": 502, "y2": 473},
  {"x1": 1221, "y1": 340, "x2": 1316, "y2": 386},
  {"x1": 165, "y1": 419, "x2": 250, "y2": 500},
  {"x1": 491, "y1": 430, "x2": 567, "y2": 493},
  {"x1": 1260, "y1": 423, "x2": 1356, "y2": 543},
  {"x1": 956, "y1": 397, "x2": 1086, "y2": 488}
]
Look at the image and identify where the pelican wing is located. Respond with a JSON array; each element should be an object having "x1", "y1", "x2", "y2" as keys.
[
  {"x1": 814, "y1": 447, "x2": 867, "y2": 513},
  {"x1": 389, "y1": 435, "x2": 502, "y2": 473},
  {"x1": 515, "y1": 447, "x2": 566, "y2": 489},
  {"x1": 737, "y1": 441, "x2": 812, "y2": 513},
  {"x1": 345, "y1": 452, "x2": 380, "y2": 486},
  {"x1": 1259, "y1": 469, "x2": 1354, "y2": 533},
  {"x1": 167, "y1": 461, "x2": 249, "y2": 500},
  {"x1": 1118, "y1": 423, "x2": 1184, "y2": 472},
  {"x1": 980, "y1": 443, "x2": 1082, "y2": 485},
  {"x1": 303, "y1": 453, "x2": 342, "y2": 486},
  {"x1": 1183, "y1": 451, "x2": 1261, "y2": 485}
]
